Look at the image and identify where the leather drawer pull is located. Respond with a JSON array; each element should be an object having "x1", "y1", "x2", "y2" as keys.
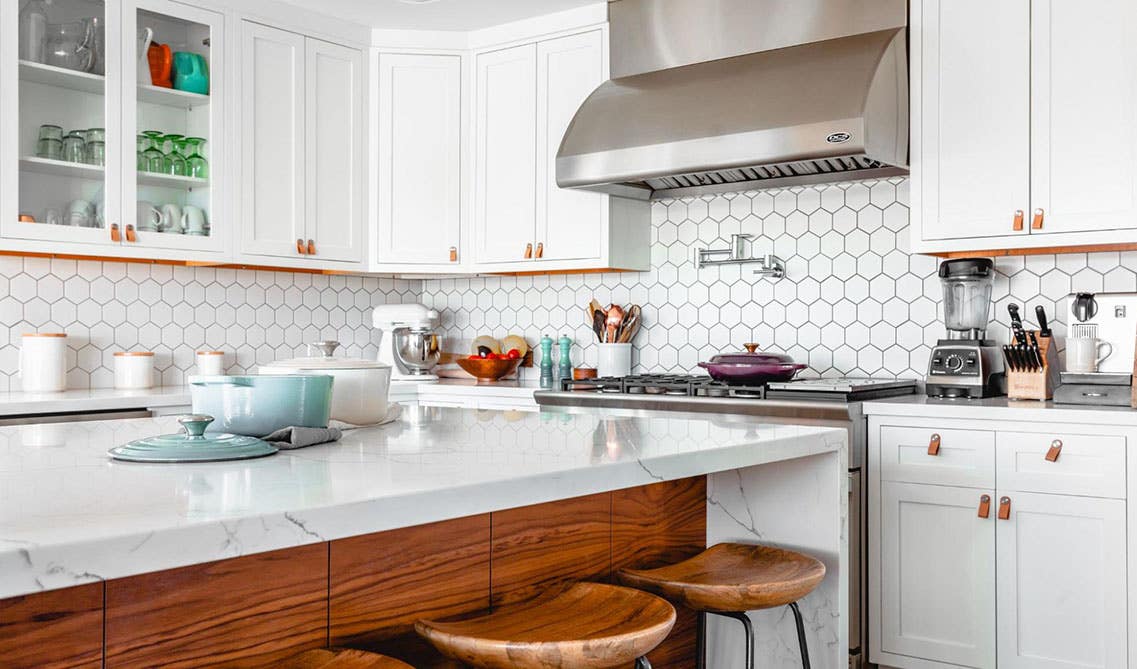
[
  {"x1": 978, "y1": 494, "x2": 991, "y2": 519},
  {"x1": 927, "y1": 433, "x2": 941, "y2": 456},
  {"x1": 1045, "y1": 439, "x2": 1062, "y2": 462},
  {"x1": 1013, "y1": 210, "x2": 1024, "y2": 231},
  {"x1": 997, "y1": 496, "x2": 1012, "y2": 520}
]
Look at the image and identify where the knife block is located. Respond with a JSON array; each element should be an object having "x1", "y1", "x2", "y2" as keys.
[{"x1": 1007, "y1": 331, "x2": 1059, "y2": 401}]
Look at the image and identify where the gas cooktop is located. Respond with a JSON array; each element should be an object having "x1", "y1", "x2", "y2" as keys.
[{"x1": 557, "y1": 374, "x2": 916, "y2": 403}]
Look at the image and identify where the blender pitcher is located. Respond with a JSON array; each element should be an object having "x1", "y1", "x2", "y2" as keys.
[{"x1": 939, "y1": 258, "x2": 994, "y2": 341}]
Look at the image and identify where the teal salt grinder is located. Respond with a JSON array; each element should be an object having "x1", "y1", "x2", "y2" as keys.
[
  {"x1": 557, "y1": 335, "x2": 573, "y2": 382},
  {"x1": 539, "y1": 335, "x2": 554, "y2": 388}
]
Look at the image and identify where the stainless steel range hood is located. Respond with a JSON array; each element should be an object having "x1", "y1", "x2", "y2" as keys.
[{"x1": 556, "y1": 0, "x2": 909, "y2": 200}]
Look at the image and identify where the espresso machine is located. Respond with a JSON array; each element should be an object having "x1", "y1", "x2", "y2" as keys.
[
  {"x1": 373, "y1": 304, "x2": 442, "y2": 381},
  {"x1": 925, "y1": 258, "x2": 1005, "y2": 398}
]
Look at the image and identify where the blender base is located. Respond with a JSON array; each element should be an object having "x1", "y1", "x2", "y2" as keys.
[{"x1": 925, "y1": 341, "x2": 1006, "y2": 399}]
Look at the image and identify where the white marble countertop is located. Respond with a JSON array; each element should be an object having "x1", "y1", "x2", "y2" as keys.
[
  {"x1": 0, "y1": 379, "x2": 542, "y2": 418},
  {"x1": 864, "y1": 394, "x2": 1137, "y2": 424},
  {"x1": 0, "y1": 406, "x2": 844, "y2": 599}
]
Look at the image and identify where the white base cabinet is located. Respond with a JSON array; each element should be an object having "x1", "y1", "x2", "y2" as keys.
[{"x1": 870, "y1": 416, "x2": 1132, "y2": 669}]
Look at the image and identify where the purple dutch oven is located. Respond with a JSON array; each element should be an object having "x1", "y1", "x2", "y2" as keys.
[{"x1": 697, "y1": 343, "x2": 807, "y2": 385}]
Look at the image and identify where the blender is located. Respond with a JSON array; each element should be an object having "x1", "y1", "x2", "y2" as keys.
[{"x1": 925, "y1": 258, "x2": 1005, "y2": 398}]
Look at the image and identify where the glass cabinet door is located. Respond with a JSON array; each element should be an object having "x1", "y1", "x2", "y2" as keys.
[
  {"x1": 4, "y1": 0, "x2": 121, "y2": 247},
  {"x1": 123, "y1": 0, "x2": 223, "y2": 254}
]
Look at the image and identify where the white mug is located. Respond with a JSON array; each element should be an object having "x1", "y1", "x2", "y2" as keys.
[
  {"x1": 1066, "y1": 337, "x2": 1112, "y2": 373},
  {"x1": 159, "y1": 203, "x2": 183, "y2": 234},
  {"x1": 137, "y1": 201, "x2": 161, "y2": 231},
  {"x1": 67, "y1": 199, "x2": 93, "y2": 227},
  {"x1": 182, "y1": 205, "x2": 207, "y2": 235}
]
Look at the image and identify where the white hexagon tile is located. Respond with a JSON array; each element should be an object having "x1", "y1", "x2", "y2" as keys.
[
  {"x1": 0, "y1": 257, "x2": 419, "y2": 391},
  {"x1": 422, "y1": 177, "x2": 1137, "y2": 379}
]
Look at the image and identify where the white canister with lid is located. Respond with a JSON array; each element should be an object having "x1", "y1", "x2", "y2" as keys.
[
  {"x1": 19, "y1": 332, "x2": 68, "y2": 392},
  {"x1": 259, "y1": 341, "x2": 391, "y2": 425},
  {"x1": 114, "y1": 351, "x2": 154, "y2": 389},
  {"x1": 196, "y1": 350, "x2": 225, "y2": 376}
]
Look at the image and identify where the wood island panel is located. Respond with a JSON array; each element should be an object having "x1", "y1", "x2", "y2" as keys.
[
  {"x1": 104, "y1": 544, "x2": 329, "y2": 668},
  {"x1": 490, "y1": 491, "x2": 613, "y2": 609},
  {"x1": 0, "y1": 582, "x2": 104, "y2": 669},
  {"x1": 612, "y1": 476, "x2": 708, "y2": 669},
  {"x1": 329, "y1": 515, "x2": 491, "y2": 647}
]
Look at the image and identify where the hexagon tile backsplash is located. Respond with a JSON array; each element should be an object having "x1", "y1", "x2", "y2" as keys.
[
  {"x1": 0, "y1": 258, "x2": 419, "y2": 391},
  {"x1": 422, "y1": 177, "x2": 1137, "y2": 379}
]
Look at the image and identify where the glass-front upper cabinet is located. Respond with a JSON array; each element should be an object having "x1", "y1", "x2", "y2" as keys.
[
  {"x1": 4, "y1": 0, "x2": 119, "y2": 248},
  {"x1": 124, "y1": 0, "x2": 223, "y2": 254},
  {"x1": 1, "y1": 0, "x2": 224, "y2": 258}
]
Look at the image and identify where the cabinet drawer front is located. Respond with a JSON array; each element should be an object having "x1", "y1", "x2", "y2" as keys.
[
  {"x1": 996, "y1": 431, "x2": 1126, "y2": 498},
  {"x1": 879, "y1": 426, "x2": 995, "y2": 487}
]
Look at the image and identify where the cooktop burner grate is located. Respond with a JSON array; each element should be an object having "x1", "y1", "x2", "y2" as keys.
[{"x1": 560, "y1": 374, "x2": 767, "y2": 398}]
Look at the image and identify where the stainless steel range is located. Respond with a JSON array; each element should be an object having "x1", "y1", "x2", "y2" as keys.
[{"x1": 535, "y1": 374, "x2": 917, "y2": 669}]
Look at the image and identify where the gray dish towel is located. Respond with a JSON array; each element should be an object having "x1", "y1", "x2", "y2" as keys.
[{"x1": 262, "y1": 426, "x2": 342, "y2": 450}]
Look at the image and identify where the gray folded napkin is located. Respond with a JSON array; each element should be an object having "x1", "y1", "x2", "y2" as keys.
[{"x1": 261, "y1": 426, "x2": 342, "y2": 450}]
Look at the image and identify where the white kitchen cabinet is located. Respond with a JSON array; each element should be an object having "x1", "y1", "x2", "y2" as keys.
[
  {"x1": 878, "y1": 481, "x2": 996, "y2": 668},
  {"x1": 305, "y1": 37, "x2": 362, "y2": 263},
  {"x1": 373, "y1": 52, "x2": 463, "y2": 268},
  {"x1": 474, "y1": 43, "x2": 537, "y2": 265},
  {"x1": 911, "y1": 0, "x2": 1137, "y2": 253},
  {"x1": 996, "y1": 492, "x2": 1127, "y2": 669},
  {"x1": 472, "y1": 28, "x2": 649, "y2": 273},
  {"x1": 240, "y1": 22, "x2": 305, "y2": 260},
  {"x1": 870, "y1": 416, "x2": 1133, "y2": 669},
  {"x1": 1, "y1": 0, "x2": 226, "y2": 261},
  {"x1": 238, "y1": 21, "x2": 364, "y2": 269}
]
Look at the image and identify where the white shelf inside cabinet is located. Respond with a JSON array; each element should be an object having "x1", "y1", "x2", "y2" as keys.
[
  {"x1": 20, "y1": 156, "x2": 104, "y2": 180},
  {"x1": 138, "y1": 84, "x2": 209, "y2": 108},
  {"x1": 18, "y1": 60, "x2": 105, "y2": 94},
  {"x1": 137, "y1": 171, "x2": 209, "y2": 189}
]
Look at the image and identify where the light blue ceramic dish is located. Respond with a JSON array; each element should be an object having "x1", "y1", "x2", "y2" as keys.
[{"x1": 190, "y1": 374, "x2": 334, "y2": 436}]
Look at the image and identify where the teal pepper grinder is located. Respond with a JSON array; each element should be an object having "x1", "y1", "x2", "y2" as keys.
[
  {"x1": 557, "y1": 335, "x2": 573, "y2": 383},
  {"x1": 539, "y1": 334, "x2": 555, "y2": 389}
]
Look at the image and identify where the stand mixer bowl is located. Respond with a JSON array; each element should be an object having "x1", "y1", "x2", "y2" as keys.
[{"x1": 393, "y1": 327, "x2": 441, "y2": 375}]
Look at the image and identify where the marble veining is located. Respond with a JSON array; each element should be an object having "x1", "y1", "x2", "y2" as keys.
[{"x1": 0, "y1": 407, "x2": 844, "y2": 599}]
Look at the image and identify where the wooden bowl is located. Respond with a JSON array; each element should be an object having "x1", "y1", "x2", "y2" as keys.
[{"x1": 456, "y1": 357, "x2": 522, "y2": 382}]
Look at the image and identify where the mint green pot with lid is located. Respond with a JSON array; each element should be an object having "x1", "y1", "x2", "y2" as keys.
[{"x1": 189, "y1": 374, "x2": 333, "y2": 436}]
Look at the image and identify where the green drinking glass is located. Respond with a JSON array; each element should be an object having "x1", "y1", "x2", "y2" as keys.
[
  {"x1": 184, "y1": 137, "x2": 208, "y2": 179},
  {"x1": 162, "y1": 133, "x2": 187, "y2": 176},
  {"x1": 140, "y1": 130, "x2": 165, "y2": 173},
  {"x1": 136, "y1": 134, "x2": 150, "y2": 171}
]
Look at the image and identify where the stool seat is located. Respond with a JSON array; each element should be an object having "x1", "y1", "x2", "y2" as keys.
[
  {"x1": 617, "y1": 543, "x2": 826, "y2": 613},
  {"x1": 280, "y1": 649, "x2": 415, "y2": 669},
  {"x1": 415, "y1": 582, "x2": 676, "y2": 669}
]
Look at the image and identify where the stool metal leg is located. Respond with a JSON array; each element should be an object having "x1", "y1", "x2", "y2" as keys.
[
  {"x1": 709, "y1": 611, "x2": 754, "y2": 669},
  {"x1": 788, "y1": 601, "x2": 811, "y2": 669},
  {"x1": 695, "y1": 611, "x2": 706, "y2": 669},
  {"x1": 634, "y1": 657, "x2": 652, "y2": 669}
]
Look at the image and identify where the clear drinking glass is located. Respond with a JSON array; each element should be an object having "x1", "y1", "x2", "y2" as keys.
[
  {"x1": 36, "y1": 138, "x2": 62, "y2": 160},
  {"x1": 162, "y1": 134, "x2": 187, "y2": 176},
  {"x1": 62, "y1": 132, "x2": 86, "y2": 163},
  {"x1": 141, "y1": 130, "x2": 165, "y2": 173},
  {"x1": 184, "y1": 137, "x2": 208, "y2": 179},
  {"x1": 85, "y1": 127, "x2": 105, "y2": 144},
  {"x1": 38, "y1": 124, "x2": 63, "y2": 142},
  {"x1": 85, "y1": 141, "x2": 105, "y2": 166},
  {"x1": 137, "y1": 134, "x2": 150, "y2": 170}
]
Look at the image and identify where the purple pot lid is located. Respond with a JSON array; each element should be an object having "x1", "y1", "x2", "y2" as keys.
[{"x1": 705, "y1": 343, "x2": 795, "y2": 365}]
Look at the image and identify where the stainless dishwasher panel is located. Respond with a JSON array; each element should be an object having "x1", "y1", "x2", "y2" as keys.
[{"x1": 0, "y1": 409, "x2": 153, "y2": 426}]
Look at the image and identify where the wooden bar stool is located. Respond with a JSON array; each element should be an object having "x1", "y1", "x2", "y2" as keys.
[
  {"x1": 281, "y1": 648, "x2": 415, "y2": 668},
  {"x1": 617, "y1": 543, "x2": 826, "y2": 669},
  {"x1": 414, "y1": 582, "x2": 676, "y2": 669}
]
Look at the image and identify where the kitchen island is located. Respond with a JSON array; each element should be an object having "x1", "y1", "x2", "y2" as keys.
[{"x1": 0, "y1": 406, "x2": 847, "y2": 668}]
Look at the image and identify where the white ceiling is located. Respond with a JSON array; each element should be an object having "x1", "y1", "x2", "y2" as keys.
[{"x1": 277, "y1": 0, "x2": 603, "y2": 31}]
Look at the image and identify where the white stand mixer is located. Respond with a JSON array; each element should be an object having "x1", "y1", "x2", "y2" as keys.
[{"x1": 373, "y1": 304, "x2": 442, "y2": 381}]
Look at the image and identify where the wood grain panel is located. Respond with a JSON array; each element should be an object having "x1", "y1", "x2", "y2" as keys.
[
  {"x1": 105, "y1": 544, "x2": 328, "y2": 668},
  {"x1": 329, "y1": 515, "x2": 490, "y2": 648},
  {"x1": 0, "y1": 582, "x2": 104, "y2": 669},
  {"x1": 491, "y1": 492, "x2": 612, "y2": 609},
  {"x1": 612, "y1": 476, "x2": 707, "y2": 669}
]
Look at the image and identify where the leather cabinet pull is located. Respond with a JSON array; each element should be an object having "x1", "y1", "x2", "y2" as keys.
[
  {"x1": 978, "y1": 494, "x2": 991, "y2": 519},
  {"x1": 927, "y1": 433, "x2": 941, "y2": 456},
  {"x1": 1031, "y1": 208, "x2": 1045, "y2": 230},
  {"x1": 536, "y1": 242, "x2": 544, "y2": 259},
  {"x1": 110, "y1": 224, "x2": 121, "y2": 242},
  {"x1": 125, "y1": 225, "x2": 137, "y2": 242},
  {"x1": 296, "y1": 239, "x2": 306, "y2": 255},
  {"x1": 997, "y1": 496, "x2": 1012, "y2": 520},
  {"x1": 1045, "y1": 439, "x2": 1062, "y2": 462},
  {"x1": 449, "y1": 246, "x2": 458, "y2": 262},
  {"x1": 1013, "y1": 210, "x2": 1024, "y2": 231},
  {"x1": 524, "y1": 243, "x2": 533, "y2": 259},
  {"x1": 307, "y1": 239, "x2": 316, "y2": 255}
]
